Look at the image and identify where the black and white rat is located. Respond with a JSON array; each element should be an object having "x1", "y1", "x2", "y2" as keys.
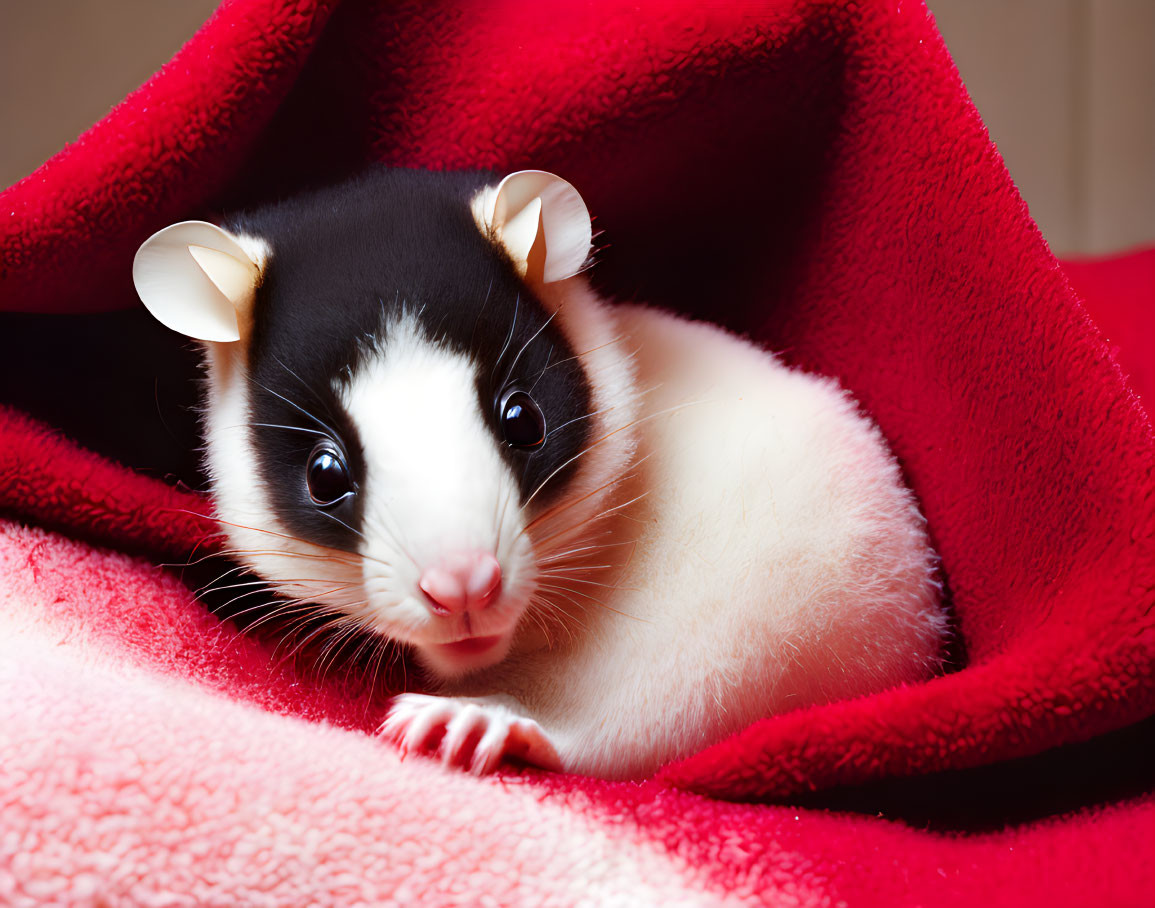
[{"x1": 133, "y1": 168, "x2": 947, "y2": 779}]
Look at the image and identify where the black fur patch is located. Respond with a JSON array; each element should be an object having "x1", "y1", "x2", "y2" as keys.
[{"x1": 228, "y1": 168, "x2": 593, "y2": 554}]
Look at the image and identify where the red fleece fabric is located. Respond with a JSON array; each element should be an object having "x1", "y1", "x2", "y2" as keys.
[
  {"x1": 2, "y1": 0, "x2": 1154, "y2": 903},
  {"x1": 1062, "y1": 247, "x2": 1155, "y2": 405}
]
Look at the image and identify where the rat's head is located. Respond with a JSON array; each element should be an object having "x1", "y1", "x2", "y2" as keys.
[{"x1": 134, "y1": 170, "x2": 636, "y2": 679}]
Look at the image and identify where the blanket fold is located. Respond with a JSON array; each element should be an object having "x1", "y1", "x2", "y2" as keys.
[{"x1": 2, "y1": 0, "x2": 1153, "y2": 903}]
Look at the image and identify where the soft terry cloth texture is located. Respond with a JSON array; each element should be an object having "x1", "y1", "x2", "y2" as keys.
[{"x1": 1, "y1": 0, "x2": 1154, "y2": 904}]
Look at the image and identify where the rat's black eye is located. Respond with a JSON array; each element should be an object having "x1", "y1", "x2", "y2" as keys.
[
  {"x1": 306, "y1": 442, "x2": 353, "y2": 506},
  {"x1": 500, "y1": 390, "x2": 546, "y2": 449}
]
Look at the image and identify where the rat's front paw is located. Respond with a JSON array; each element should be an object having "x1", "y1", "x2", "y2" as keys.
[{"x1": 380, "y1": 693, "x2": 561, "y2": 775}]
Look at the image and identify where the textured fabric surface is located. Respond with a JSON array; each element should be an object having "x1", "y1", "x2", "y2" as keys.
[{"x1": 1, "y1": 0, "x2": 1153, "y2": 903}]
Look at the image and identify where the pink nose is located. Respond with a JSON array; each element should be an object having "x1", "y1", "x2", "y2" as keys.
[{"x1": 419, "y1": 551, "x2": 503, "y2": 615}]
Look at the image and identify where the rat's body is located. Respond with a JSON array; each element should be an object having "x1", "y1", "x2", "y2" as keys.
[{"x1": 134, "y1": 168, "x2": 947, "y2": 779}]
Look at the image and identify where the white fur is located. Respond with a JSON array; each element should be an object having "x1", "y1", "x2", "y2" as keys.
[
  {"x1": 427, "y1": 297, "x2": 947, "y2": 779},
  {"x1": 200, "y1": 342, "x2": 372, "y2": 626},
  {"x1": 190, "y1": 195, "x2": 945, "y2": 781},
  {"x1": 199, "y1": 310, "x2": 540, "y2": 680},
  {"x1": 233, "y1": 233, "x2": 272, "y2": 275},
  {"x1": 337, "y1": 313, "x2": 536, "y2": 677}
]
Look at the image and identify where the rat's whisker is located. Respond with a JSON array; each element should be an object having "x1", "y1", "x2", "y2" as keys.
[
  {"x1": 227, "y1": 585, "x2": 360, "y2": 631},
  {"x1": 316, "y1": 616, "x2": 370, "y2": 682},
  {"x1": 249, "y1": 422, "x2": 329, "y2": 438},
  {"x1": 469, "y1": 278, "x2": 495, "y2": 355},
  {"x1": 203, "y1": 577, "x2": 358, "y2": 598},
  {"x1": 543, "y1": 396, "x2": 634, "y2": 442},
  {"x1": 271, "y1": 615, "x2": 351, "y2": 673},
  {"x1": 164, "y1": 547, "x2": 360, "y2": 570},
  {"x1": 271, "y1": 353, "x2": 338, "y2": 417},
  {"x1": 502, "y1": 308, "x2": 556, "y2": 391},
  {"x1": 520, "y1": 465, "x2": 643, "y2": 538},
  {"x1": 520, "y1": 404, "x2": 693, "y2": 512},
  {"x1": 493, "y1": 482, "x2": 518, "y2": 562},
  {"x1": 527, "y1": 481, "x2": 653, "y2": 552},
  {"x1": 172, "y1": 512, "x2": 359, "y2": 560},
  {"x1": 249, "y1": 374, "x2": 341, "y2": 440},
  {"x1": 491, "y1": 293, "x2": 520, "y2": 384},
  {"x1": 538, "y1": 333, "x2": 626, "y2": 376},
  {"x1": 537, "y1": 564, "x2": 614, "y2": 575},
  {"x1": 232, "y1": 583, "x2": 358, "y2": 629},
  {"x1": 527, "y1": 594, "x2": 583, "y2": 645},
  {"x1": 341, "y1": 626, "x2": 385, "y2": 686},
  {"x1": 315, "y1": 508, "x2": 367, "y2": 541},
  {"x1": 528, "y1": 343, "x2": 554, "y2": 395},
  {"x1": 523, "y1": 602, "x2": 558, "y2": 649},
  {"x1": 234, "y1": 600, "x2": 320, "y2": 634},
  {"x1": 538, "y1": 573, "x2": 634, "y2": 592},
  {"x1": 536, "y1": 580, "x2": 646, "y2": 623},
  {"x1": 534, "y1": 537, "x2": 637, "y2": 566}
]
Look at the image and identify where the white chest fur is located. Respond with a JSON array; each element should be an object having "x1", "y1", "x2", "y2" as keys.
[{"x1": 436, "y1": 302, "x2": 946, "y2": 779}]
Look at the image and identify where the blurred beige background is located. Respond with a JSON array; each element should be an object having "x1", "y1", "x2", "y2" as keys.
[
  {"x1": 933, "y1": 0, "x2": 1155, "y2": 255},
  {"x1": 1, "y1": 0, "x2": 1152, "y2": 256}
]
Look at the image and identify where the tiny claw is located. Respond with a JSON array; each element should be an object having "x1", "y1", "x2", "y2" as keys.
[{"x1": 379, "y1": 693, "x2": 558, "y2": 775}]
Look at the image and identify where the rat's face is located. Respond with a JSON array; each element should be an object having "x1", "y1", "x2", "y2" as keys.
[
  {"x1": 136, "y1": 170, "x2": 628, "y2": 679},
  {"x1": 224, "y1": 286, "x2": 592, "y2": 678}
]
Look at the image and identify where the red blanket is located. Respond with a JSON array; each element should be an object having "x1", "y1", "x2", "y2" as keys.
[{"x1": 2, "y1": 0, "x2": 1153, "y2": 903}]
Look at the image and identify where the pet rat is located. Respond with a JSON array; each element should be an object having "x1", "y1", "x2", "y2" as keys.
[{"x1": 133, "y1": 168, "x2": 947, "y2": 779}]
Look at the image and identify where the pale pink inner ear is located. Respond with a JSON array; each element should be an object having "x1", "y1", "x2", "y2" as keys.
[
  {"x1": 188, "y1": 245, "x2": 260, "y2": 310},
  {"x1": 489, "y1": 171, "x2": 592, "y2": 283},
  {"x1": 499, "y1": 196, "x2": 544, "y2": 278},
  {"x1": 133, "y1": 220, "x2": 261, "y2": 343}
]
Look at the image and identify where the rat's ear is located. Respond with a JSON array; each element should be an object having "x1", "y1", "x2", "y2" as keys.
[
  {"x1": 478, "y1": 171, "x2": 592, "y2": 284},
  {"x1": 133, "y1": 220, "x2": 263, "y2": 343}
]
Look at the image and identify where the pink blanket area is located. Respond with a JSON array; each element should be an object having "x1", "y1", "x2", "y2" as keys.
[{"x1": 2, "y1": 0, "x2": 1154, "y2": 903}]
